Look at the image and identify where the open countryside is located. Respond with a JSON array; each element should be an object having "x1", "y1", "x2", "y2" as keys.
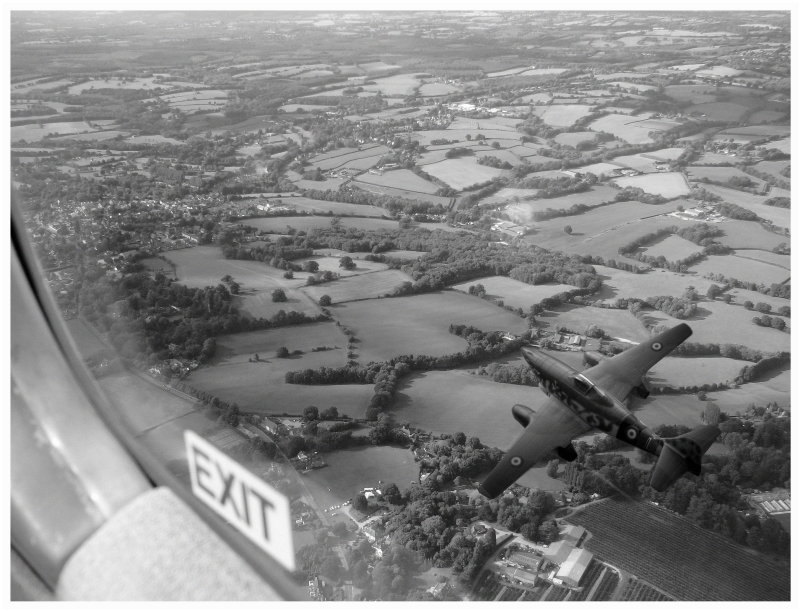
[{"x1": 14, "y1": 10, "x2": 789, "y2": 602}]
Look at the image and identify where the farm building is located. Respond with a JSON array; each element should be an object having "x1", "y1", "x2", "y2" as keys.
[
  {"x1": 556, "y1": 548, "x2": 594, "y2": 588},
  {"x1": 543, "y1": 539, "x2": 575, "y2": 565},
  {"x1": 560, "y1": 524, "x2": 587, "y2": 546}
]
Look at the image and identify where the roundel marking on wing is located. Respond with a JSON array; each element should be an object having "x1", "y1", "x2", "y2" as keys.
[
  {"x1": 651, "y1": 342, "x2": 663, "y2": 351},
  {"x1": 625, "y1": 427, "x2": 638, "y2": 441},
  {"x1": 510, "y1": 456, "x2": 524, "y2": 467}
]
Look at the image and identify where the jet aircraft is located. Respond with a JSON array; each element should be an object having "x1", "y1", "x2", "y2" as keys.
[{"x1": 479, "y1": 323, "x2": 720, "y2": 498}]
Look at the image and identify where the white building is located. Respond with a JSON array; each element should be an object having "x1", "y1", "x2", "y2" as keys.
[{"x1": 555, "y1": 548, "x2": 593, "y2": 588}]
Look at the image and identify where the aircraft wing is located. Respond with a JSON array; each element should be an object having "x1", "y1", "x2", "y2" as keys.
[
  {"x1": 479, "y1": 397, "x2": 591, "y2": 498},
  {"x1": 582, "y1": 323, "x2": 692, "y2": 404}
]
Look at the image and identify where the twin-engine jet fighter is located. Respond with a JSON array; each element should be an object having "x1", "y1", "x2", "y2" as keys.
[{"x1": 479, "y1": 323, "x2": 719, "y2": 498}]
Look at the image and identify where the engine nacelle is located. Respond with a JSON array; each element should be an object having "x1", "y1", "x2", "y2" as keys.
[
  {"x1": 582, "y1": 350, "x2": 605, "y2": 368},
  {"x1": 512, "y1": 404, "x2": 535, "y2": 427}
]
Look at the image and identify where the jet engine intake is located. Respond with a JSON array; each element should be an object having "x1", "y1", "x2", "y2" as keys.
[
  {"x1": 556, "y1": 443, "x2": 577, "y2": 462},
  {"x1": 512, "y1": 404, "x2": 535, "y2": 427}
]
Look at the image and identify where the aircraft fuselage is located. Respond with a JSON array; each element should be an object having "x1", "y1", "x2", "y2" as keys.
[{"x1": 522, "y1": 347, "x2": 663, "y2": 457}]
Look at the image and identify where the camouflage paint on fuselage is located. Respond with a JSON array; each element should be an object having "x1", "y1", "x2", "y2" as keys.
[{"x1": 522, "y1": 347, "x2": 663, "y2": 456}]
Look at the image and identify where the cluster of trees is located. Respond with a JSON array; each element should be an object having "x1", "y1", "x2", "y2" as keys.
[
  {"x1": 704, "y1": 273, "x2": 790, "y2": 299},
  {"x1": 477, "y1": 155, "x2": 512, "y2": 169},
  {"x1": 716, "y1": 202, "x2": 761, "y2": 222},
  {"x1": 474, "y1": 362, "x2": 539, "y2": 385},
  {"x1": 300, "y1": 186, "x2": 447, "y2": 217},
  {"x1": 79, "y1": 269, "x2": 326, "y2": 367},
  {"x1": 564, "y1": 412, "x2": 790, "y2": 557},
  {"x1": 444, "y1": 147, "x2": 475, "y2": 158},
  {"x1": 640, "y1": 295, "x2": 698, "y2": 319},
  {"x1": 531, "y1": 201, "x2": 609, "y2": 222},
  {"x1": 751, "y1": 314, "x2": 787, "y2": 331},
  {"x1": 763, "y1": 196, "x2": 790, "y2": 208}
]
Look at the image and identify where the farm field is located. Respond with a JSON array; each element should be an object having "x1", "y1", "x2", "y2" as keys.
[
  {"x1": 392, "y1": 369, "x2": 547, "y2": 450},
  {"x1": 300, "y1": 446, "x2": 419, "y2": 511},
  {"x1": 767, "y1": 137, "x2": 790, "y2": 154},
  {"x1": 591, "y1": 266, "x2": 716, "y2": 303},
  {"x1": 422, "y1": 158, "x2": 506, "y2": 190},
  {"x1": 689, "y1": 254, "x2": 789, "y2": 286},
  {"x1": 588, "y1": 114, "x2": 658, "y2": 144},
  {"x1": 11, "y1": 121, "x2": 111, "y2": 142},
  {"x1": 540, "y1": 304, "x2": 650, "y2": 343},
  {"x1": 479, "y1": 187, "x2": 539, "y2": 206},
  {"x1": 686, "y1": 102, "x2": 750, "y2": 122},
  {"x1": 354, "y1": 169, "x2": 440, "y2": 194},
  {"x1": 531, "y1": 104, "x2": 594, "y2": 127},
  {"x1": 523, "y1": 200, "x2": 685, "y2": 260},
  {"x1": 64, "y1": 318, "x2": 109, "y2": 360},
  {"x1": 351, "y1": 182, "x2": 454, "y2": 206},
  {"x1": 280, "y1": 197, "x2": 387, "y2": 218},
  {"x1": 751, "y1": 159, "x2": 791, "y2": 183},
  {"x1": 301, "y1": 269, "x2": 413, "y2": 303},
  {"x1": 687, "y1": 166, "x2": 768, "y2": 190},
  {"x1": 308, "y1": 144, "x2": 389, "y2": 171},
  {"x1": 702, "y1": 185, "x2": 790, "y2": 229},
  {"x1": 726, "y1": 287, "x2": 791, "y2": 312},
  {"x1": 643, "y1": 301, "x2": 790, "y2": 353},
  {"x1": 648, "y1": 356, "x2": 749, "y2": 389},
  {"x1": 236, "y1": 289, "x2": 321, "y2": 319},
  {"x1": 503, "y1": 185, "x2": 620, "y2": 224},
  {"x1": 157, "y1": 245, "x2": 284, "y2": 290},
  {"x1": 731, "y1": 249, "x2": 790, "y2": 270},
  {"x1": 293, "y1": 256, "x2": 388, "y2": 277},
  {"x1": 188, "y1": 323, "x2": 375, "y2": 418},
  {"x1": 100, "y1": 371, "x2": 198, "y2": 433},
  {"x1": 567, "y1": 498, "x2": 789, "y2": 600},
  {"x1": 715, "y1": 220, "x2": 788, "y2": 251},
  {"x1": 330, "y1": 291, "x2": 529, "y2": 364},
  {"x1": 243, "y1": 215, "x2": 401, "y2": 234},
  {"x1": 451, "y1": 276, "x2": 575, "y2": 310},
  {"x1": 613, "y1": 172, "x2": 690, "y2": 198},
  {"x1": 418, "y1": 82, "x2": 461, "y2": 96},
  {"x1": 610, "y1": 154, "x2": 662, "y2": 173},
  {"x1": 67, "y1": 76, "x2": 167, "y2": 94},
  {"x1": 703, "y1": 369, "x2": 790, "y2": 413},
  {"x1": 641, "y1": 235, "x2": 701, "y2": 260},
  {"x1": 553, "y1": 131, "x2": 596, "y2": 147}
]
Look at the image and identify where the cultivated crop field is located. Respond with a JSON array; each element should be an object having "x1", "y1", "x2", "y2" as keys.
[
  {"x1": 542, "y1": 304, "x2": 650, "y2": 343},
  {"x1": 422, "y1": 158, "x2": 506, "y2": 190},
  {"x1": 689, "y1": 254, "x2": 789, "y2": 286},
  {"x1": 686, "y1": 102, "x2": 750, "y2": 122},
  {"x1": 479, "y1": 187, "x2": 539, "y2": 206},
  {"x1": 641, "y1": 235, "x2": 701, "y2": 260},
  {"x1": 731, "y1": 249, "x2": 790, "y2": 270},
  {"x1": 245, "y1": 215, "x2": 401, "y2": 233},
  {"x1": 532, "y1": 104, "x2": 594, "y2": 127},
  {"x1": 301, "y1": 269, "x2": 413, "y2": 303},
  {"x1": 330, "y1": 291, "x2": 529, "y2": 364},
  {"x1": 591, "y1": 266, "x2": 716, "y2": 303},
  {"x1": 236, "y1": 290, "x2": 321, "y2": 319},
  {"x1": 613, "y1": 172, "x2": 690, "y2": 198},
  {"x1": 451, "y1": 276, "x2": 576, "y2": 310},
  {"x1": 67, "y1": 76, "x2": 166, "y2": 94},
  {"x1": 188, "y1": 323, "x2": 375, "y2": 418},
  {"x1": 567, "y1": 498, "x2": 789, "y2": 600},
  {"x1": 354, "y1": 168, "x2": 440, "y2": 194}
]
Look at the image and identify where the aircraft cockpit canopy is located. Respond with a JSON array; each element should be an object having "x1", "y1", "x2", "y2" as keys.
[{"x1": 573, "y1": 374, "x2": 612, "y2": 406}]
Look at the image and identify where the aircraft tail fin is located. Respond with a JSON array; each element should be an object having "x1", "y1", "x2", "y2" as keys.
[{"x1": 649, "y1": 425, "x2": 719, "y2": 491}]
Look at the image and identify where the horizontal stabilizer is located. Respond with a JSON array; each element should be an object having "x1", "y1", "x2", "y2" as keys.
[{"x1": 650, "y1": 425, "x2": 719, "y2": 491}]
